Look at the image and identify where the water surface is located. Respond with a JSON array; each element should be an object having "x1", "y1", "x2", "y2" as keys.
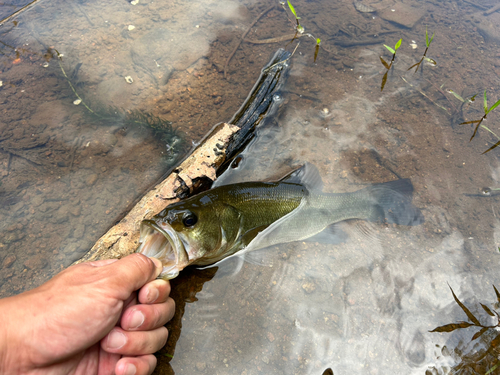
[{"x1": 2, "y1": 0, "x2": 500, "y2": 374}]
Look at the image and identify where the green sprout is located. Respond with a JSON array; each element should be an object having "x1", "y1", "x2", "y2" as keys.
[
  {"x1": 425, "y1": 26, "x2": 435, "y2": 48},
  {"x1": 287, "y1": 0, "x2": 304, "y2": 33},
  {"x1": 460, "y1": 90, "x2": 500, "y2": 153},
  {"x1": 314, "y1": 38, "x2": 321, "y2": 63},
  {"x1": 409, "y1": 27, "x2": 436, "y2": 73},
  {"x1": 383, "y1": 38, "x2": 402, "y2": 57},
  {"x1": 380, "y1": 38, "x2": 402, "y2": 91}
]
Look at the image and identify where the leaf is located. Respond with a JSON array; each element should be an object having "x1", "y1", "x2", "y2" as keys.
[
  {"x1": 394, "y1": 38, "x2": 402, "y2": 50},
  {"x1": 468, "y1": 116, "x2": 485, "y2": 141},
  {"x1": 494, "y1": 285, "x2": 500, "y2": 305},
  {"x1": 287, "y1": 0, "x2": 300, "y2": 19},
  {"x1": 488, "y1": 98, "x2": 500, "y2": 114},
  {"x1": 384, "y1": 44, "x2": 395, "y2": 54},
  {"x1": 482, "y1": 140, "x2": 500, "y2": 154},
  {"x1": 423, "y1": 56, "x2": 437, "y2": 66},
  {"x1": 449, "y1": 285, "x2": 481, "y2": 325},
  {"x1": 316, "y1": 38, "x2": 321, "y2": 45},
  {"x1": 484, "y1": 90, "x2": 488, "y2": 114},
  {"x1": 447, "y1": 89, "x2": 465, "y2": 102},
  {"x1": 469, "y1": 94, "x2": 477, "y2": 102},
  {"x1": 380, "y1": 56, "x2": 390, "y2": 69},
  {"x1": 481, "y1": 303, "x2": 496, "y2": 316},
  {"x1": 472, "y1": 326, "x2": 489, "y2": 341},
  {"x1": 486, "y1": 362, "x2": 499, "y2": 375},
  {"x1": 429, "y1": 321, "x2": 475, "y2": 333},
  {"x1": 381, "y1": 70, "x2": 388, "y2": 91},
  {"x1": 426, "y1": 27, "x2": 435, "y2": 47}
]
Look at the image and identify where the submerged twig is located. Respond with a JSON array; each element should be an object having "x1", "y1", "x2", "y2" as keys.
[
  {"x1": 0, "y1": 0, "x2": 42, "y2": 25},
  {"x1": 244, "y1": 33, "x2": 303, "y2": 44},
  {"x1": 484, "y1": 3, "x2": 500, "y2": 15},
  {"x1": 401, "y1": 76, "x2": 450, "y2": 114},
  {"x1": 224, "y1": 4, "x2": 276, "y2": 80}
]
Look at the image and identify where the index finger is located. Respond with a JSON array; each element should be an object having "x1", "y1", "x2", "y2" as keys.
[{"x1": 104, "y1": 254, "x2": 163, "y2": 299}]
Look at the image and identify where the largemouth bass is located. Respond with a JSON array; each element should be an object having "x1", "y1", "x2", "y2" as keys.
[{"x1": 136, "y1": 164, "x2": 424, "y2": 279}]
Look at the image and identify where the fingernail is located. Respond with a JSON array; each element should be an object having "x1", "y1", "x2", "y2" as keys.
[
  {"x1": 129, "y1": 309, "x2": 145, "y2": 329},
  {"x1": 107, "y1": 330, "x2": 127, "y2": 349},
  {"x1": 146, "y1": 286, "x2": 160, "y2": 303},
  {"x1": 118, "y1": 363, "x2": 137, "y2": 375}
]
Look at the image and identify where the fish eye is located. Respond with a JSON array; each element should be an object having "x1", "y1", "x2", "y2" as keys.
[{"x1": 182, "y1": 212, "x2": 198, "y2": 227}]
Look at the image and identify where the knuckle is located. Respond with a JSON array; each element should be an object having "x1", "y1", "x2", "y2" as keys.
[{"x1": 130, "y1": 253, "x2": 155, "y2": 275}]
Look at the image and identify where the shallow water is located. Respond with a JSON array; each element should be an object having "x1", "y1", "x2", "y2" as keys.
[{"x1": 2, "y1": 0, "x2": 500, "y2": 374}]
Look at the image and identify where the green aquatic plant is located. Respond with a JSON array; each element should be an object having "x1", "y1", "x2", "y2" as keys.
[
  {"x1": 314, "y1": 37, "x2": 321, "y2": 63},
  {"x1": 286, "y1": 0, "x2": 304, "y2": 34},
  {"x1": 380, "y1": 38, "x2": 402, "y2": 91},
  {"x1": 430, "y1": 285, "x2": 500, "y2": 375},
  {"x1": 459, "y1": 90, "x2": 500, "y2": 153},
  {"x1": 383, "y1": 38, "x2": 402, "y2": 61},
  {"x1": 276, "y1": 1, "x2": 322, "y2": 62},
  {"x1": 408, "y1": 27, "x2": 435, "y2": 73}
]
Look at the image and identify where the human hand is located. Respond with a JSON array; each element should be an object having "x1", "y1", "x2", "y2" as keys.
[{"x1": 0, "y1": 253, "x2": 175, "y2": 375}]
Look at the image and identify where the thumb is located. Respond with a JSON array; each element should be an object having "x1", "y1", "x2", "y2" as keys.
[{"x1": 102, "y1": 254, "x2": 163, "y2": 299}]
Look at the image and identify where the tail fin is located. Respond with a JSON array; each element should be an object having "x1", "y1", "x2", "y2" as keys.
[{"x1": 367, "y1": 179, "x2": 424, "y2": 226}]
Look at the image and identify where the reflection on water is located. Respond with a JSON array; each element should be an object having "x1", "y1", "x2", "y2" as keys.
[
  {"x1": 3, "y1": 0, "x2": 500, "y2": 374},
  {"x1": 428, "y1": 285, "x2": 500, "y2": 374}
]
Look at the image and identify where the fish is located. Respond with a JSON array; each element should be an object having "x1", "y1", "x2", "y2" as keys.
[{"x1": 136, "y1": 164, "x2": 424, "y2": 279}]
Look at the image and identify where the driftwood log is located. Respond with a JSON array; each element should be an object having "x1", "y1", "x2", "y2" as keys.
[{"x1": 74, "y1": 48, "x2": 292, "y2": 264}]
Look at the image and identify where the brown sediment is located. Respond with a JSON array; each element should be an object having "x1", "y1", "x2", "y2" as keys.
[{"x1": 223, "y1": 4, "x2": 276, "y2": 80}]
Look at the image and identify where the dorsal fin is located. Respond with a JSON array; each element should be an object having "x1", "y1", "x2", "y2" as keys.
[{"x1": 279, "y1": 163, "x2": 324, "y2": 191}]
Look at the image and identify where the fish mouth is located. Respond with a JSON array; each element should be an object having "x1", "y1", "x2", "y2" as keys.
[{"x1": 136, "y1": 219, "x2": 189, "y2": 279}]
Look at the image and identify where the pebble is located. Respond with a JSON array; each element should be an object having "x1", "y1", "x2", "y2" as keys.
[
  {"x1": 86, "y1": 174, "x2": 98, "y2": 186},
  {"x1": 24, "y1": 254, "x2": 48, "y2": 270},
  {"x1": 2, "y1": 255, "x2": 16, "y2": 268},
  {"x1": 4, "y1": 231, "x2": 25, "y2": 244},
  {"x1": 103, "y1": 133, "x2": 118, "y2": 146},
  {"x1": 0, "y1": 268, "x2": 15, "y2": 285},
  {"x1": 301, "y1": 281, "x2": 317, "y2": 294},
  {"x1": 70, "y1": 206, "x2": 82, "y2": 217},
  {"x1": 63, "y1": 242, "x2": 80, "y2": 255},
  {"x1": 195, "y1": 362, "x2": 206, "y2": 371},
  {"x1": 72, "y1": 223, "x2": 86, "y2": 239}
]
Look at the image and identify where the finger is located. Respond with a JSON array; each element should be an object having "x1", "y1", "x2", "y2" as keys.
[
  {"x1": 121, "y1": 297, "x2": 175, "y2": 331},
  {"x1": 138, "y1": 279, "x2": 171, "y2": 304},
  {"x1": 87, "y1": 259, "x2": 119, "y2": 267},
  {"x1": 102, "y1": 326, "x2": 168, "y2": 356},
  {"x1": 122, "y1": 293, "x2": 138, "y2": 315},
  {"x1": 104, "y1": 254, "x2": 163, "y2": 298},
  {"x1": 115, "y1": 355, "x2": 157, "y2": 375}
]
